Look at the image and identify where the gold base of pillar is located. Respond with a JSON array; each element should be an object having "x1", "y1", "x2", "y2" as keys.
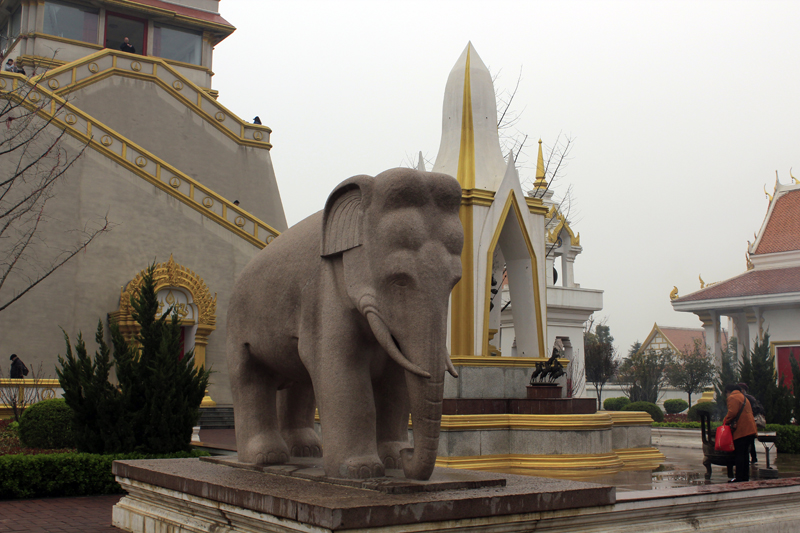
[{"x1": 200, "y1": 389, "x2": 216, "y2": 407}]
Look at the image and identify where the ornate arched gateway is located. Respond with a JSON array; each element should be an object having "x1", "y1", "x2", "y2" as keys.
[{"x1": 109, "y1": 254, "x2": 217, "y2": 385}]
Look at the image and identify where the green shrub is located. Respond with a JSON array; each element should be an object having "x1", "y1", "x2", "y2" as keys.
[
  {"x1": 688, "y1": 401, "x2": 717, "y2": 422},
  {"x1": 622, "y1": 401, "x2": 664, "y2": 422},
  {"x1": 603, "y1": 397, "x2": 631, "y2": 411},
  {"x1": 0, "y1": 450, "x2": 209, "y2": 499},
  {"x1": 765, "y1": 424, "x2": 800, "y2": 454},
  {"x1": 18, "y1": 399, "x2": 75, "y2": 449},
  {"x1": 664, "y1": 399, "x2": 689, "y2": 414}
]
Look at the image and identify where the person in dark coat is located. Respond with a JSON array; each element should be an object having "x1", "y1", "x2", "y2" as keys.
[
  {"x1": 9, "y1": 354, "x2": 27, "y2": 379},
  {"x1": 120, "y1": 37, "x2": 136, "y2": 54},
  {"x1": 738, "y1": 382, "x2": 765, "y2": 464},
  {"x1": 723, "y1": 383, "x2": 757, "y2": 482}
]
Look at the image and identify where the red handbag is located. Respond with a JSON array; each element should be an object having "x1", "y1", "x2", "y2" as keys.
[{"x1": 715, "y1": 425, "x2": 735, "y2": 452}]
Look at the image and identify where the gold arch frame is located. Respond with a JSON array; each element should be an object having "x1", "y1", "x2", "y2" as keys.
[
  {"x1": 482, "y1": 191, "x2": 546, "y2": 358},
  {"x1": 109, "y1": 254, "x2": 217, "y2": 370}
]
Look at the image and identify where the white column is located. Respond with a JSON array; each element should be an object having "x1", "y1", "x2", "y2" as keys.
[{"x1": 546, "y1": 256, "x2": 555, "y2": 286}]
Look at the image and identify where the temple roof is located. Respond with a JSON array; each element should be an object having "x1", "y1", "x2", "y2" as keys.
[
  {"x1": 674, "y1": 266, "x2": 800, "y2": 303},
  {"x1": 754, "y1": 187, "x2": 800, "y2": 255}
]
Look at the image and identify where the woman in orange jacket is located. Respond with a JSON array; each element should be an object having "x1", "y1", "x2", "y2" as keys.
[{"x1": 723, "y1": 383, "x2": 757, "y2": 482}]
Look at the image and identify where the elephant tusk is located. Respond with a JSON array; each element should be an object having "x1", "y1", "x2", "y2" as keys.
[
  {"x1": 445, "y1": 355, "x2": 459, "y2": 378},
  {"x1": 365, "y1": 312, "x2": 431, "y2": 379}
]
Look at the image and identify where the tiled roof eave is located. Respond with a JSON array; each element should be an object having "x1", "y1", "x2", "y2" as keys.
[{"x1": 672, "y1": 290, "x2": 800, "y2": 312}]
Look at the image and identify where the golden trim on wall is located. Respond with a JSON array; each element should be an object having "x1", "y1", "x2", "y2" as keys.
[
  {"x1": 435, "y1": 452, "x2": 624, "y2": 475},
  {"x1": 32, "y1": 50, "x2": 270, "y2": 150},
  {"x1": 440, "y1": 413, "x2": 613, "y2": 430},
  {"x1": 449, "y1": 355, "x2": 568, "y2": 367}
]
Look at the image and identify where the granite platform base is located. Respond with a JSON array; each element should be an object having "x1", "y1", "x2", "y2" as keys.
[
  {"x1": 111, "y1": 459, "x2": 800, "y2": 532},
  {"x1": 111, "y1": 457, "x2": 614, "y2": 531}
]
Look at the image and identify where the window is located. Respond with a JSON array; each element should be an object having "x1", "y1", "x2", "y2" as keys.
[
  {"x1": 43, "y1": 1, "x2": 99, "y2": 44},
  {"x1": 9, "y1": 7, "x2": 21, "y2": 40},
  {"x1": 153, "y1": 24, "x2": 201, "y2": 65},
  {"x1": 105, "y1": 12, "x2": 146, "y2": 55}
]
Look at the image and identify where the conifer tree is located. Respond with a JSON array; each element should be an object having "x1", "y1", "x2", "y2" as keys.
[
  {"x1": 714, "y1": 338, "x2": 740, "y2": 419},
  {"x1": 740, "y1": 333, "x2": 792, "y2": 424},
  {"x1": 58, "y1": 262, "x2": 210, "y2": 453}
]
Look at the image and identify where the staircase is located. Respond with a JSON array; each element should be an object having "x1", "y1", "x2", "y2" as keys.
[{"x1": 199, "y1": 407, "x2": 235, "y2": 429}]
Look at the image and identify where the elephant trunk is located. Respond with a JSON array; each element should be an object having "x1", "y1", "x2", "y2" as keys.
[{"x1": 401, "y1": 371, "x2": 444, "y2": 480}]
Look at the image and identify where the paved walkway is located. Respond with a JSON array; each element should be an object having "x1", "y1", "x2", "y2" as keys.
[{"x1": 0, "y1": 495, "x2": 122, "y2": 532}]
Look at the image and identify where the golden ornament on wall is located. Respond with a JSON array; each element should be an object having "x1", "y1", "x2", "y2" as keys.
[
  {"x1": 65, "y1": 113, "x2": 77, "y2": 125},
  {"x1": 266, "y1": 235, "x2": 276, "y2": 244},
  {"x1": 214, "y1": 112, "x2": 225, "y2": 122},
  {"x1": 253, "y1": 131, "x2": 264, "y2": 141},
  {"x1": 88, "y1": 62, "x2": 99, "y2": 73},
  {"x1": 116, "y1": 254, "x2": 217, "y2": 327},
  {"x1": 101, "y1": 135, "x2": 113, "y2": 146},
  {"x1": 0, "y1": 79, "x2": 7, "y2": 90},
  {"x1": 202, "y1": 197, "x2": 214, "y2": 208},
  {"x1": 135, "y1": 156, "x2": 147, "y2": 168},
  {"x1": 131, "y1": 61, "x2": 142, "y2": 72},
  {"x1": 47, "y1": 79, "x2": 59, "y2": 90},
  {"x1": 234, "y1": 216, "x2": 245, "y2": 227},
  {"x1": 29, "y1": 91, "x2": 41, "y2": 103},
  {"x1": 172, "y1": 80, "x2": 183, "y2": 91},
  {"x1": 169, "y1": 177, "x2": 181, "y2": 188}
]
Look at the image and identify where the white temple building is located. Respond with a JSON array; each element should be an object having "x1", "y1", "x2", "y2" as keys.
[{"x1": 672, "y1": 177, "x2": 800, "y2": 385}]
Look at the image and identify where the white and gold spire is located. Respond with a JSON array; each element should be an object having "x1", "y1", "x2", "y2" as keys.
[
  {"x1": 433, "y1": 42, "x2": 507, "y2": 191},
  {"x1": 533, "y1": 139, "x2": 548, "y2": 189}
]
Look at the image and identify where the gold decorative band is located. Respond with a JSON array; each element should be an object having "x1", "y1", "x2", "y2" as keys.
[
  {"x1": 435, "y1": 452, "x2": 624, "y2": 473},
  {"x1": 614, "y1": 447, "x2": 666, "y2": 470},
  {"x1": 449, "y1": 355, "x2": 569, "y2": 367},
  {"x1": 440, "y1": 413, "x2": 613, "y2": 430},
  {"x1": 607, "y1": 411, "x2": 655, "y2": 426}
]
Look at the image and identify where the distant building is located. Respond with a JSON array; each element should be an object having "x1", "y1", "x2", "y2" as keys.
[
  {"x1": 672, "y1": 178, "x2": 800, "y2": 386},
  {"x1": 637, "y1": 324, "x2": 727, "y2": 356}
]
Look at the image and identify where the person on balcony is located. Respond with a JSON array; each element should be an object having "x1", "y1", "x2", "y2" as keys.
[
  {"x1": 9, "y1": 354, "x2": 28, "y2": 379},
  {"x1": 120, "y1": 37, "x2": 136, "y2": 54}
]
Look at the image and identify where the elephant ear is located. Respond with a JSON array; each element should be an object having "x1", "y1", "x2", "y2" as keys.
[{"x1": 321, "y1": 175, "x2": 372, "y2": 257}]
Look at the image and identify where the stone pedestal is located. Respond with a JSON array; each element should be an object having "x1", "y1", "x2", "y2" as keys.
[
  {"x1": 527, "y1": 384, "x2": 562, "y2": 399},
  {"x1": 112, "y1": 457, "x2": 614, "y2": 532}
]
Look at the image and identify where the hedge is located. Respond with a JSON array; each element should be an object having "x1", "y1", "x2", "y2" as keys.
[
  {"x1": 0, "y1": 450, "x2": 209, "y2": 499},
  {"x1": 664, "y1": 399, "x2": 689, "y2": 414},
  {"x1": 623, "y1": 401, "x2": 664, "y2": 422},
  {"x1": 652, "y1": 422, "x2": 800, "y2": 454},
  {"x1": 603, "y1": 397, "x2": 631, "y2": 411},
  {"x1": 688, "y1": 401, "x2": 717, "y2": 422}
]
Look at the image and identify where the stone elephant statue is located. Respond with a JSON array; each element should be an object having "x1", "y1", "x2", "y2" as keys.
[{"x1": 226, "y1": 168, "x2": 463, "y2": 480}]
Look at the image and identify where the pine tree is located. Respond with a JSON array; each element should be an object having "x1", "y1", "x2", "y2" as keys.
[
  {"x1": 665, "y1": 339, "x2": 717, "y2": 406},
  {"x1": 714, "y1": 338, "x2": 740, "y2": 419},
  {"x1": 58, "y1": 262, "x2": 210, "y2": 453},
  {"x1": 740, "y1": 333, "x2": 792, "y2": 424}
]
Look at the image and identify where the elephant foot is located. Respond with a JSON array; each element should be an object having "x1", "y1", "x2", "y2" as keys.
[
  {"x1": 333, "y1": 455, "x2": 385, "y2": 479},
  {"x1": 238, "y1": 431, "x2": 290, "y2": 465},
  {"x1": 283, "y1": 428, "x2": 322, "y2": 458},
  {"x1": 378, "y1": 440, "x2": 409, "y2": 470}
]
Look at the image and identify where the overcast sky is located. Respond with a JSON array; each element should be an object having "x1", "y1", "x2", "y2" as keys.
[{"x1": 212, "y1": 0, "x2": 800, "y2": 357}]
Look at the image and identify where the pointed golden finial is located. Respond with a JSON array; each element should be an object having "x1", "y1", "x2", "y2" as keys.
[
  {"x1": 764, "y1": 184, "x2": 773, "y2": 202},
  {"x1": 533, "y1": 139, "x2": 548, "y2": 189},
  {"x1": 791, "y1": 168, "x2": 798, "y2": 184},
  {"x1": 670, "y1": 286, "x2": 679, "y2": 300},
  {"x1": 699, "y1": 275, "x2": 705, "y2": 289}
]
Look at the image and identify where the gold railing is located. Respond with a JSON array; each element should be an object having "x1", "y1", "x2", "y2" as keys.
[
  {"x1": 32, "y1": 49, "x2": 271, "y2": 149},
  {"x1": 0, "y1": 73, "x2": 279, "y2": 249},
  {"x1": 0, "y1": 379, "x2": 60, "y2": 419}
]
